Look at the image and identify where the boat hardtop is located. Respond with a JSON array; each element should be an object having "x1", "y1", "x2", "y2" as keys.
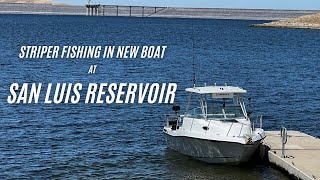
[{"x1": 185, "y1": 85, "x2": 247, "y2": 95}]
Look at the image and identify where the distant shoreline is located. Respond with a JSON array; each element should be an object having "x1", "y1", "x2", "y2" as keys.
[{"x1": 0, "y1": 3, "x2": 318, "y2": 20}]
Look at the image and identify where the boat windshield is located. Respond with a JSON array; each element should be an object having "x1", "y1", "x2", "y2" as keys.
[
  {"x1": 186, "y1": 97, "x2": 246, "y2": 119},
  {"x1": 187, "y1": 106, "x2": 244, "y2": 119}
]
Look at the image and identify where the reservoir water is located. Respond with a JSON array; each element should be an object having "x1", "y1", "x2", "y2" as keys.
[{"x1": 0, "y1": 14, "x2": 319, "y2": 179}]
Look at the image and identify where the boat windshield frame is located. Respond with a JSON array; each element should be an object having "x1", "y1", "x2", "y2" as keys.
[{"x1": 184, "y1": 91, "x2": 248, "y2": 120}]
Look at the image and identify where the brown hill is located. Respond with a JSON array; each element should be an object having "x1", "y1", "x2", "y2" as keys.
[{"x1": 252, "y1": 13, "x2": 320, "y2": 29}]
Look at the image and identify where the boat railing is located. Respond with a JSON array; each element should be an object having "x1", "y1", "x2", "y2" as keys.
[
  {"x1": 164, "y1": 114, "x2": 180, "y2": 129},
  {"x1": 251, "y1": 115, "x2": 263, "y2": 130}
]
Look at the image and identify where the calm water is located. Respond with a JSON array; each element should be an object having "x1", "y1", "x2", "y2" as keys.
[{"x1": 0, "y1": 14, "x2": 319, "y2": 179}]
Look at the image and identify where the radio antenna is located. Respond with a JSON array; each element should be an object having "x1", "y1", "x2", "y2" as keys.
[{"x1": 192, "y1": 24, "x2": 196, "y2": 88}]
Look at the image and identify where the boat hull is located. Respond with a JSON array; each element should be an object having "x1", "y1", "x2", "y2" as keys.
[{"x1": 164, "y1": 134, "x2": 261, "y2": 164}]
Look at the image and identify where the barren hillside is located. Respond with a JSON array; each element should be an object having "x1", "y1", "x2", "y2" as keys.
[{"x1": 252, "y1": 13, "x2": 320, "y2": 29}]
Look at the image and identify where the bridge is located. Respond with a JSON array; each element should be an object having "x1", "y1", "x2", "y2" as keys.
[{"x1": 85, "y1": 1, "x2": 167, "y2": 17}]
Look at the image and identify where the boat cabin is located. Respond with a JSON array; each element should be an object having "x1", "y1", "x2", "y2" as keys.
[{"x1": 184, "y1": 85, "x2": 249, "y2": 120}]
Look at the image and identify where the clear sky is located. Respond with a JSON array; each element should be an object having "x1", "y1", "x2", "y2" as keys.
[{"x1": 55, "y1": 0, "x2": 320, "y2": 10}]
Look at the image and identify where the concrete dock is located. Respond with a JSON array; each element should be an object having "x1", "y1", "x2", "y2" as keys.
[{"x1": 262, "y1": 131, "x2": 320, "y2": 180}]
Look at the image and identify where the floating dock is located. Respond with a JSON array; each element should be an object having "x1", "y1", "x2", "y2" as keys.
[{"x1": 261, "y1": 131, "x2": 320, "y2": 180}]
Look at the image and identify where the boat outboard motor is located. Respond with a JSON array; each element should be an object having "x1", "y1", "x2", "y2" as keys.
[
  {"x1": 171, "y1": 105, "x2": 180, "y2": 130},
  {"x1": 172, "y1": 105, "x2": 180, "y2": 114}
]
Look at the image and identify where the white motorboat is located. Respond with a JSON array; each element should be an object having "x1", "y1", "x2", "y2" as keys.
[{"x1": 163, "y1": 84, "x2": 265, "y2": 164}]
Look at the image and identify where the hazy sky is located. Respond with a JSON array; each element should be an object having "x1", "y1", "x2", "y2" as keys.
[{"x1": 56, "y1": 0, "x2": 320, "y2": 10}]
